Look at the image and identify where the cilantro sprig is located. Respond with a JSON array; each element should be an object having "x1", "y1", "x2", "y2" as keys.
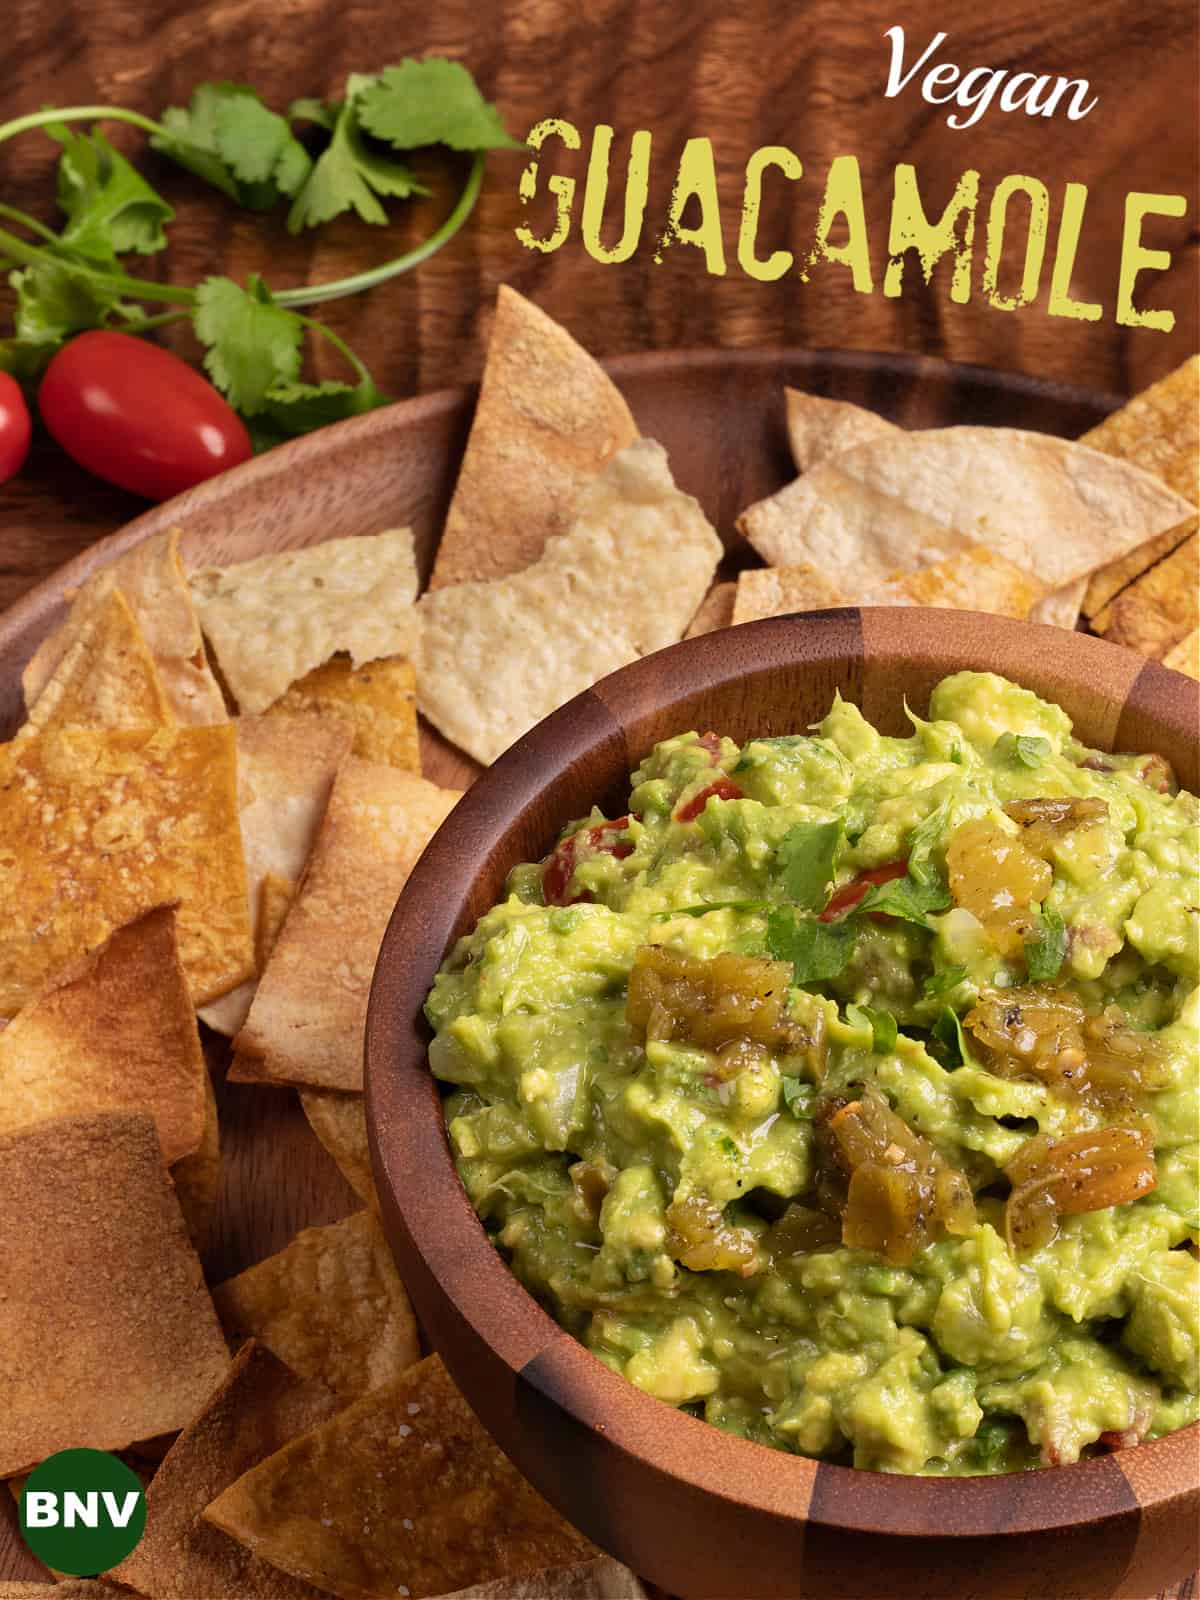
[{"x1": 0, "y1": 60, "x2": 520, "y2": 440}]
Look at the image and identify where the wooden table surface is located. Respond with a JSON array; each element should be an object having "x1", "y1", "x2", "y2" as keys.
[{"x1": 0, "y1": 1, "x2": 1197, "y2": 1593}]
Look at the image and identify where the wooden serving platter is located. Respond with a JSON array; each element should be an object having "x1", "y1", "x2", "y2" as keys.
[{"x1": 9, "y1": 347, "x2": 1191, "y2": 1596}]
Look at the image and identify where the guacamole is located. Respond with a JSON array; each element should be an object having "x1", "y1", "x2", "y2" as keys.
[{"x1": 426, "y1": 672, "x2": 1200, "y2": 1474}]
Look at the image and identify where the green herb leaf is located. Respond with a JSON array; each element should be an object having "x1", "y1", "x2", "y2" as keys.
[
  {"x1": 653, "y1": 900, "x2": 769, "y2": 921},
  {"x1": 995, "y1": 732, "x2": 1051, "y2": 769},
  {"x1": 774, "y1": 819, "x2": 842, "y2": 912},
  {"x1": 857, "y1": 872, "x2": 952, "y2": 928},
  {"x1": 1025, "y1": 905, "x2": 1067, "y2": 982},
  {"x1": 52, "y1": 128, "x2": 174, "y2": 259},
  {"x1": 906, "y1": 801, "x2": 950, "y2": 889},
  {"x1": 7, "y1": 258, "x2": 139, "y2": 345},
  {"x1": 357, "y1": 58, "x2": 524, "y2": 153},
  {"x1": 972, "y1": 1418, "x2": 1013, "y2": 1468},
  {"x1": 781, "y1": 1078, "x2": 816, "y2": 1120},
  {"x1": 286, "y1": 74, "x2": 426, "y2": 234},
  {"x1": 288, "y1": 97, "x2": 339, "y2": 131},
  {"x1": 766, "y1": 907, "x2": 858, "y2": 985},
  {"x1": 845, "y1": 1002, "x2": 898, "y2": 1054},
  {"x1": 155, "y1": 82, "x2": 312, "y2": 210},
  {"x1": 193, "y1": 274, "x2": 302, "y2": 413},
  {"x1": 923, "y1": 965, "x2": 969, "y2": 999},
  {"x1": 261, "y1": 375, "x2": 391, "y2": 435},
  {"x1": 931, "y1": 1005, "x2": 972, "y2": 1069}
]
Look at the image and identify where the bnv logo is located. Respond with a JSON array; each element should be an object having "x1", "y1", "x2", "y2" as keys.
[{"x1": 18, "y1": 1448, "x2": 146, "y2": 1576}]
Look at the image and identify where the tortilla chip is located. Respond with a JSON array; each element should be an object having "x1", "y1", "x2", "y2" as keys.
[
  {"x1": 203, "y1": 1354, "x2": 595, "y2": 1600},
  {"x1": 1163, "y1": 628, "x2": 1200, "y2": 679},
  {"x1": 732, "y1": 563, "x2": 849, "y2": 624},
  {"x1": 0, "y1": 1110, "x2": 230, "y2": 1477},
  {"x1": 256, "y1": 871, "x2": 295, "y2": 971},
  {"x1": 198, "y1": 715, "x2": 352, "y2": 1036},
  {"x1": 23, "y1": 529, "x2": 226, "y2": 725},
  {"x1": 191, "y1": 530, "x2": 420, "y2": 714},
  {"x1": 0, "y1": 724, "x2": 252, "y2": 1016},
  {"x1": 266, "y1": 653, "x2": 419, "y2": 770},
  {"x1": 0, "y1": 906, "x2": 205, "y2": 1165},
  {"x1": 0, "y1": 1583, "x2": 128, "y2": 1597},
  {"x1": 685, "y1": 582, "x2": 737, "y2": 637},
  {"x1": 172, "y1": 1067, "x2": 220, "y2": 1259},
  {"x1": 1093, "y1": 533, "x2": 1199, "y2": 656},
  {"x1": 418, "y1": 441, "x2": 723, "y2": 765},
  {"x1": 784, "y1": 389, "x2": 901, "y2": 472},
  {"x1": 232, "y1": 761, "x2": 460, "y2": 1091},
  {"x1": 300, "y1": 1089, "x2": 375, "y2": 1204},
  {"x1": 737, "y1": 427, "x2": 1194, "y2": 592},
  {"x1": 20, "y1": 588, "x2": 173, "y2": 737},
  {"x1": 430, "y1": 286, "x2": 639, "y2": 590},
  {"x1": 442, "y1": 1558, "x2": 649, "y2": 1599},
  {"x1": 882, "y1": 545, "x2": 1043, "y2": 617},
  {"x1": 110, "y1": 1341, "x2": 338, "y2": 1600},
  {"x1": 212, "y1": 1210, "x2": 419, "y2": 1403},
  {"x1": 1029, "y1": 579, "x2": 1086, "y2": 631}
]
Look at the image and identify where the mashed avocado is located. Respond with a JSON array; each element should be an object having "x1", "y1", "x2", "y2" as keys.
[{"x1": 426, "y1": 672, "x2": 1200, "y2": 1474}]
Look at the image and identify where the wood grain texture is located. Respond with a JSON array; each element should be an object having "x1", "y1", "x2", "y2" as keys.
[{"x1": 0, "y1": 0, "x2": 1196, "y2": 609}]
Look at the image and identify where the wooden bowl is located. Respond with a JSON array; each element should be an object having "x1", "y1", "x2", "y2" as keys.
[{"x1": 366, "y1": 609, "x2": 1200, "y2": 1600}]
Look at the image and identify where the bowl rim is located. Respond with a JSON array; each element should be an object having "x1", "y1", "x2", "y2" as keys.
[{"x1": 365, "y1": 608, "x2": 1200, "y2": 1540}]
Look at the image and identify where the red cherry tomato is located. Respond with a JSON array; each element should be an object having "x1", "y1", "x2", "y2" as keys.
[
  {"x1": 674, "y1": 775, "x2": 745, "y2": 823},
  {"x1": 818, "y1": 858, "x2": 908, "y2": 921},
  {"x1": 38, "y1": 330, "x2": 252, "y2": 501},
  {"x1": 0, "y1": 372, "x2": 33, "y2": 481}
]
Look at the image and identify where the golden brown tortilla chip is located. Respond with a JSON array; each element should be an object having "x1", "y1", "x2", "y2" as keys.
[
  {"x1": 0, "y1": 1583, "x2": 129, "y2": 1597},
  {"x1": 266, "y1": 653, "x2": 419, "y2": 770},
  {"x1": 0, "y1": 724, "x2": 253, "y2": 1016},
  {"x1": 191, "y1": 530, "x2": 420, "y2": 714},
  {"x1": 0, "y1": 906, "x2": 205, "y2": 1165},
  {"x1": 110, "y1": 1341, "x2": 338, "y2": 1600},
  {"x1": 430, "y1": 286, "x2": 639, "y2": 590},
  {"x1": 204, "y1": 1354, "x2": 595, "y2": 1600},
  {"x1": 737, "y1": 427, "x2": 1193, "y2": 592},
  {"x1": 199, "y1": 715, "x2": 352, "y2": 1037},
  {"x1": 20, "y1": 588, "x2": 173, "y2": 737},
  {"x1": 1163, "y1": 628, "x2": 1200, "y2": 679},
  {"x1": 256, "y1": 871, "x2": 295, "y2": 972},
  {"x1": 0, "y1": 1110, "x2": 230, "y2": 1477},
  {"x1": 232, "y1": 761, "x2": 460, "y2": 1091},
  {"x1": 300, "y1": 1090, "x2": 375, "y2": 1204},
  {"x1": 784, "y1": 389, "x2": 900, "y2": 472},
  {"x1": 212, "y1": 1210, "x2": 418, "y2": 1403},
  {"x1": 732, "y1": 564, "x2": 849, "y2": 624},
  {"x1": 685, "y1": 582, "x2": 737, "y2": 637},
  {"x1": 418, "y1": 441, "x2": 723, "y2": 765},
  {"x1": 1093, "y1": 533, "x2": 1199, "y2": 657},
  {"x1": 172, "y1": 1066, "x2": 220, "y2": 1259},
  {"x1": 442, "y1": 1558, "x2": 649, "y2": 1599},
  {"x1": 23, "y1": 529, "x2": 226, "y2": 725}
]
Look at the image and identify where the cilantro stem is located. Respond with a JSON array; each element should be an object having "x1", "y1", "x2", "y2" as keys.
[
  {"x1": 0, "y1": 203, "x2": 63, "y2": 246},
  {"x1": 290, "y1": 312, "x2": 374, "y2": 386},
  {"x1": 273, "y1": 152, "x2": 485, "y2": 309},
  {"x1": 0, "y1": 106, "x2": 168, "y2": 146},
  {"x1": 0, "y1": 226, "x2": 195, "y2": 305}
]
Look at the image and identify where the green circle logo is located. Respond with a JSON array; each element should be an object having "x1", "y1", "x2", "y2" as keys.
[{"x1": 18, "y1": 1449, "x2": 146, "y2": 1576}]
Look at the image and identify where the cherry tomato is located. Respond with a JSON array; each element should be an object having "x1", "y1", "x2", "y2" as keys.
[
  {"x1": 818, "y1": 858, "x2": 908, "y2": 921},
  {"x1": 38, "y1": 330, "x2": 252, "y2": 501},
  {"x1": 543, "y1": 816, "x2": 635, "y2": 905},
  {"x1": 0, "y1": 372, "x2": 33, "y2": 481},
  {"x1": 674, "y1": 775, "x2": 744, "y2": 823}
]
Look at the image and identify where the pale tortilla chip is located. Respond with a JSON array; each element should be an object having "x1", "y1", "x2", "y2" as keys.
[
  {"x1": 1029, "y1": 580, "x2": 1086, "y2": 631},
  {"x1": 784, "y1": 389, "x2": 900, "y2": 472},
  {"x1": 0, "y1": 906, "x2": 205, "y2": 1165},
  {"x1": 300, "y1": 1089, "x2": 375, "y2": 1204},
  {"x1": 0, "y1": 724, "x2": 252, "y2": 1015},
  {"x1": 110, "y1": 1341, "x2": 338, "y2": 1600},
  {"x1": 685, "y1": 582, "x2": 737, "y2": 637},
  {"x1": 256, "y1": 871, "x2": 295, "y2": 972},
  {"x1": 266, "y1": 653, "x2": 419, "y2": 770},
  {"x1": 732, "y1": 564, "x2": 849, "y2": 624},
  {"x1": 23, "y1": 529, "x2": 226, "y2": 725},
  {"x1": 232, "y1": 761, "x2": 460, "y2": 1091},
  {"x1": 430, "y1": 286, "x2": 639, "y2": 590},
  {"x1": 20, "y1": 588, "x2": 173, "y2": 736},
  {"x1": 0, "y1": 1110, "x2": 230, "y2": 1477},
  {"x1": 418, "y1": 441, "x2": 723, "y2": 765},
  {"x1": 191, "y1": 530, "x2": 420, "y2": 714},
  {"x1": 737, "y1": 427, "x2": 1194, "y2": 592},
  {"x1": 442, "y1": 1558, "x2": 649, "y2": 1599},
  {"x1": 1093, "y1": 533, "x2": 1199, "y2": 657},
  {"x1": 203, "y1": 1354, "x2": 595, "y2": 1600},
  {"x1": 198, "y1": 715, "x2": 352, "y2": 1036},
  {"x1": 172, "y1": 1067, "x2": 220, "y2": 1259},
  {"x1": 1163, "y1": 628, "x2": 1200, "y2": 679},
  {"x1": 212, "y1": 1210, "x2": 419, "y2": 1402}
]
